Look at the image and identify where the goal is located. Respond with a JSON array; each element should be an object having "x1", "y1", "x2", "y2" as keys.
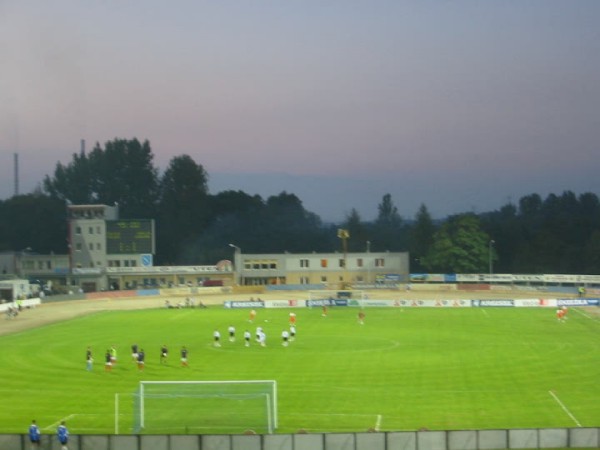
[
  {"x1": 132, "y1": 380, "x2": 278, "y2": 434},
  {"x1": 308, "y1": 289, "x2": 365, "y2": 302}
]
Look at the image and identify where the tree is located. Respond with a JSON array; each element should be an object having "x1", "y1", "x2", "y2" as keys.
[
  {"x1": 44, "y1": 138, "x2": 159, "y2": 218},
  {"x1": 422, "y1": 214, "x2": 492, "y2": 273},
  {"x1": 156, "y1": 155, "x2": 210, "y2": 264},
  {"x1": 343, "y1": 208, "x2": 368, "y2": 252},
  {"x1": 409, "y1": 204, "x2": 435, "y2": 271},
  {"x1": 372, "y1": 194, "x2": 405, "y2": 251}
]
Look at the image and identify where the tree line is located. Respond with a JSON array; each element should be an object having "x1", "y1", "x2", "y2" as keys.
[{"x1": 1, "y1": 138, "x2": 599, "y2": 274}]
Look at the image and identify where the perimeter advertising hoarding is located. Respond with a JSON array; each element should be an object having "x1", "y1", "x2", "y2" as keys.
[{"x1": 224, "y1": 301, "x2": 265, "y2": 309}]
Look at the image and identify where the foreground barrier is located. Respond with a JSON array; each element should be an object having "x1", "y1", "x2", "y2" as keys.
[{"x1": 1, "y1": 428, "x2": 599, "y2": 450}]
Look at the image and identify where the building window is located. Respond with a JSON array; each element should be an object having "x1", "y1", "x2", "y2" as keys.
[
  {"x1": 321, "y1": 259, "x2": 328, "y2": 268},
  {"x1": 270, "y1": 263, "x2": 277, "y2": 269},
  {"x1": 96, "y1": 226, "x2": 101, "y2": 234},
  {"x1": 89, "y1": 243, "x2": 94, "y2": 251},
  {"x1": 357, "y1": 258, "x2": 363, "y2": 267},
  {"x1": 76, "y1": 226, "x2": 82, "y2": 235},
  {"x1": 339, "y1": 259, "x2": 345, "y2": 268},
  {"x1": 375, "y1": 258, "x2": 385, "y2": 267},
  {"x1": 321, "y1": 276, "x2": 327, "y2": 282},
  {"x1": 96, "y1": 243, "x2": 101, "y2": 250},
  {"x1": 300, "y1": 259, "x2": 309, "y2": 268},
  {"x1": 300, "y1": 276, "x2": 309, "y2": 284},
  {"x1": 89, "y1": 227, "x2": 94, "y2": 234},
  {"x1": 76, "y1": 243, "x2": 82, "y2": 251}
]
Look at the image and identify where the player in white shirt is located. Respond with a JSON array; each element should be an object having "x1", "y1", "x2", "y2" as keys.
[
  {"x1": 213, "y1": 329, "x2": 221, "y2": 347},
  {"x1": 289, "y1": 325, "x2": 296, "y2": 341},
  {"x1": 281, "y1": 330, "x2": 290, "y2": 346},
  {"x1": 228, "y1": 325, "x2": 236, "y2": 342},
  {"x1": 257, "y1": 330, "x2": 267, "y2": 347},
  {"x1": 243, "y1": 330, "x2": 251, "y2": 347}
]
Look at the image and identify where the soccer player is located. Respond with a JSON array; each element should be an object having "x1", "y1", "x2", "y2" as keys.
[
  {"x1": 137, "y1": 349, "x2": 145, "y2": 370},
  {"x1": 249, "y1": 309, "x2": 256, "y2": 322},
  {"x1": 255, "y1": 326, "x2": 263, "y2": 342},
  {"x1": 131, "y1": 343, "x2": 139, "y2": 362},
  {"x1": 28, "y1": 419, "x2": 41, "y2": 449},
  {"x1": 86, "y1": 347, "x2": 93, "y2": 371},
  {"x1": 258, "y1": 329, "x2": 267, "y2": 347},
  {"x1": 57, "y1": 421, "x2": 69, "y2": 450},
  {"x1": 281, "y1": 329, "x2": 290, "y2": 347},
  {"x1": 322, "y1": 305, "x2": 328, "y2": 317},
  {"x1": 289, "y1": 325, "x2": 296, "y2": 341},
  {"x1": 110, "y1": 345, "x2": 117, "y2": 366},
  {"x1": 228, "y1": 325, "x2": 236, "y2": 342},
  {"x1": 160, "y1": 344, "x2": 168, "y2": 364},
  {"x1": 213, "y1": 329, "x2": 221, "y2": 347},
  {"x1": 289, "y1": 312, "x2": 297, "y2": 326},
  {"x1": 180, "y1": 346, "x2": 188, "y2": 367},
  {"x1": 104, "y1": 349, "x2": 112, "y2": 372},
  {"x1": 562, "y1": 305, "x2": 569, "y2": 320},
  {"x1": 358, "y1": 310, "x2": 365, "y2": 325},
  {"x1": 244, "y1": 329, "x2": 251, "y2": 347},
  {"x1": 556, "y1": 308, "x2": 565, "y2": 322}
]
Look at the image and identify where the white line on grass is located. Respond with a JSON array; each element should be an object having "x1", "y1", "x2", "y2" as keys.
[
  {"x1": 572, "y1": 308, "x2": 592, "y2": 319},
  {"x1": 481, "y1": 309, "x2": 489, "y2": 317},
  {"x1": 44, "y1": 414, "x2": 76, "y2": 431},
  {"x1": 548, "y1": 391, "x2": 581, "y2": 427},
  {"x1": 375, "y1": 414, "x2": 382, "y2": 431}
]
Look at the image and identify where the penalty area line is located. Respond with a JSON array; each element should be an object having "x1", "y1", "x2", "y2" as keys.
[
  {"x1": 548, "y1": 391, "x2": 581, "y2": 427},
  {"x1": 374, "y1": 414, "x2": 382, "y2": 431}
]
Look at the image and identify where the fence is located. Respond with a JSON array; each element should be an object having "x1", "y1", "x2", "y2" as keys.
[{"x1": 2, "y1": 428, "x2": 599, "y2": 450}]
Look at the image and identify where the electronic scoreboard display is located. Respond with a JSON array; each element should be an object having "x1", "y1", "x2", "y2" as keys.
[{"x1": 105, "y1": 220, "x2": 154, "y2": 254}]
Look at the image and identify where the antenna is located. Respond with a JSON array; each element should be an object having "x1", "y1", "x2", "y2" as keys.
[{"x1": 14, "y1": 153, "x2": 19, "y2": 196}]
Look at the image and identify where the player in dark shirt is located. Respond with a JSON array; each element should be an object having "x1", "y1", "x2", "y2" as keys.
[
  {"x1": 137, "y1": 349, "x2": 145, "y2": 370},
  {"x1": 180, "y1": 346, "x2": 189, "y2": 367},
  {"x1": 104, "y1": 349, "x2": 112, "y2": 372},
  {"x1": 160, "y1": 344, "x2": 168, "y2": 364}
]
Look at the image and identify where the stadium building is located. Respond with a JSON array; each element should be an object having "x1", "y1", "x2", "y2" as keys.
[{"x1": 0, "y1": 204, "x2": 409, "y2": 296}]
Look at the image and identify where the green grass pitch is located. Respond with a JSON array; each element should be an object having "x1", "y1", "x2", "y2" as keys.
[{"x1": 0, "y1": 305, "x2": 599, "y2": 435}]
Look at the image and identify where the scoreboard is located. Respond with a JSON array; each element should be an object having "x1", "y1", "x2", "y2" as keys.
[{"x1": 105, "y1": 220, "x2": 154, "y2": 254}]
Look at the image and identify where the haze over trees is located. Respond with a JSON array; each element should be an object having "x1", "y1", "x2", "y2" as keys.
[{"x1": 1, "y1": 138, "x2": 599, "y2": 275}]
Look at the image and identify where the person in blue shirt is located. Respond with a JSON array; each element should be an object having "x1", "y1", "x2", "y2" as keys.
[
  {"x1": 57, "y1": 421, "x2": 69, "y2": 450},
  {"x1": 28, "y1": 419, "x2": 41, "y2": 448}
]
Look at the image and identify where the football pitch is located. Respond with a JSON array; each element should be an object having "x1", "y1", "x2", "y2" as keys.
[{"x1": 0, "y1": 304, "x2": 599, "y2": 435}]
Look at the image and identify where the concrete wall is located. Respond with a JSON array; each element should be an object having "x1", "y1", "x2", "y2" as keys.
[{"x1": 2, "y1": 428, "x2": 599, "y2": 450}]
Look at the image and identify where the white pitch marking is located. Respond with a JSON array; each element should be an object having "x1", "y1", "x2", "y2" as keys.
[
  {"x1": 44, "y1": 414, "x2": 76, "y2": 431},
  {"x1": 375, "y1": 414, "x2": 382, "y2": 431},
  {"x1": 549, "y1": 391, "x2": 581, "y2": 427}
]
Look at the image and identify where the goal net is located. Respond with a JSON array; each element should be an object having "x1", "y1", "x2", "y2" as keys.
[
  {"x1": 132, "y1": 380, "x2": 277, "y2": 434},
  {"x1": 308, "y1": 290, "x2": 365, "y2": 302}
]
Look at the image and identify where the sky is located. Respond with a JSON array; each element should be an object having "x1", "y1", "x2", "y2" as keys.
[{"x1": 1, "y1": 1, "x2": 599, "y2": 222}]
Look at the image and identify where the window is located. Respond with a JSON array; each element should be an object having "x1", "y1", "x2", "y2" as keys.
[
  {"x1": 89, "y1": 227, "x2": 94, "y2": 234},
  {"x1": 339, "y1": 259, "x2": 346, "y2": 268},
  {"x1": 375, "y1": 258, "x2": 385, "y2": 267},
  {"x1": 76, "y1": 226, "x2": 82, "y2": 235},
  {"x1": 300, "y1": 259, "x2": 309, "y2": 268},
  {"x1": 76, "y1": 243, "x2": 82, "y2": 251},
  {"x1": 321, "y1": 259, "x2": 328, "y2": 268},
  {"x1": 89, "y1": 243, "x2": 94, "y2": 251},
  {"x1": 96, "y1": 243, "x2": 101, "y2": 250},
  {"x1": 300, "y1": 276, "x2": 310, "y2": 284},
  {"x1": 96, "y1": 226, "x2": 101, "y2": 234},
  {"x1": 357, "y1": 258, "x2": 363, "y2": 267},
  {"x1": 321, "y1": 276, "x2": 327, "y2": 283}
]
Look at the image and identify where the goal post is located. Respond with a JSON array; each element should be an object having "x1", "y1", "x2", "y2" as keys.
[{"x1": 132, "y1": 380, "x2": 278, "y2": 434}]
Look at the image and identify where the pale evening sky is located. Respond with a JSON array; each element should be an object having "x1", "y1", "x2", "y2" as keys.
[{"x1": 1, "y1": 1, "x2": 599, "y2": 222}]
